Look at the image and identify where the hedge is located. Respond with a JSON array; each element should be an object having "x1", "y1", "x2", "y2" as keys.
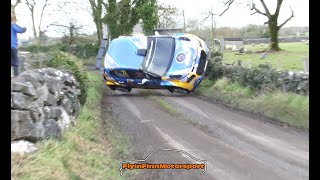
[{"x1": 20, "y1": 43, "x2": 99, "y2": 59}]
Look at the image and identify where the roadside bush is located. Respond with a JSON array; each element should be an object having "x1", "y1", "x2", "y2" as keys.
[
  {"x1": 205, "y1": 50, "x2": 224, "y2": 78},
  {"x1": 19, "y1": 42, "x2": 99, "y2": 60},
  {"x1": 20, "y1": 45, "x2": 51, "y2": 52},
  {"x1": 47, "y1": 51, "x2": 88, "y2": 104},
  {"x1": 71, "y1": 43, "x2": 99, "y2": 59},
  {"x1": 205, "y1": 60, "x2": 224, "y2": 80},
  {"x1": 210, "y1": 50, "x2": 223, "y2": 60},
  {"x1": 55, "y1": 43, "x2": 99, "y2": 59}
]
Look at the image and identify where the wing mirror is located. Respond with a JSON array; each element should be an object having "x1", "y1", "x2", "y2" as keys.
[{"x1": 136, "y1": 49, "x2": 147, "y2": 56}]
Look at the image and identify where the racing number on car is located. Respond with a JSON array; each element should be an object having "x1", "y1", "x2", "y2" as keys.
[{"x1": 121, "y1": 70, "x2": 127, "y2": 76}]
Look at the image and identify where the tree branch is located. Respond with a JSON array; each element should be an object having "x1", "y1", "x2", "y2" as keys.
[
  {"x1": 51, "y1": 20, "x2": 83, "y2": 27},
  {"x1": 259, "y1": 0, "x2": 271, "y2": 16},
  {"x1": 219, "y1": 0, "x2": 234, "y2": 16},
  {"x1": 202, "y1": 10, "x2": 219, "y2": 24},
  {"x1": 13, "y1": 0, "x2": 21, "y2": 8},
  {"x1": 201, "y1": 12, "x2": 211, "y2": 24},
  {"x1": 250, "y1": 3, "x2": 268, "y2": 17},
  {"x1": 278, "y1": 7, "x2": 294, "y2": 28},
  {"x1": 39, "y1": 0, "x2": 49, "y2": 33},
  {"x1": 25, "y1": 0, "x2": 35, "y2": 11}
]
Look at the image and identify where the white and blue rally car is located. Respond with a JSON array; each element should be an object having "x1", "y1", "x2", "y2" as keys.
[{"x1": 103, "y1": 33, "x2": 209, "y2": 94}]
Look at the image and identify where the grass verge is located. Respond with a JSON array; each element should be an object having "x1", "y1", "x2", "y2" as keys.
[
  {"x1": 198, "y1": 77, "x2": 309, "y2": 129},
  {"x1": 146, "y1": 95, "x2": 209, "y2": 133},
  {"x1": 147, "y1": 96, "x2": 179, "y2": 117},
  {"x1": 11, "y1": 71, "x2": 135, "y2": 179}
]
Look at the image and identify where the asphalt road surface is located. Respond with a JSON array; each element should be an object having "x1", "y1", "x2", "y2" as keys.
[{"x1": 102, "y1": 87, "x2": 309, "y2": 180}]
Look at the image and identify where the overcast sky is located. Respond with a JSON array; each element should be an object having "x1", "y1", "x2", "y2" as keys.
[
  {"x1": 160, "y1": 0, "x2": 309, "y2": 27},
  {"x1": 14, "y1": 0, "x2": 309, "y2": 40}
]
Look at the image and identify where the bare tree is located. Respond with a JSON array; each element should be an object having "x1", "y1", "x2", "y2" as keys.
[
  {"x1": 25, "y1": 0, "x2": 51, "y2": 45},
  {"x1": 11, "y1": 0, "x2": 22, "y2": 19},
  {"x1": 25, "y1": 0, "x2": 37, "y2": 39},
  {"x1": 219, "y1": 0, "x2": 294, "y2": 51},
  {"x1": 51, "y1": 22, "x2": 83, "y2": 45}
]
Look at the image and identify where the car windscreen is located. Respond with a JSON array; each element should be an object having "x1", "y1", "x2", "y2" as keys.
[{"x1": 140, "y1": 37, "x2": 175, "y2": 77}]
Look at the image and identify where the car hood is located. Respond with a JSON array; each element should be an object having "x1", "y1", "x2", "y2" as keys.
[{"x1": 165, "y1": 39, "x2": 198, "y2": 77}]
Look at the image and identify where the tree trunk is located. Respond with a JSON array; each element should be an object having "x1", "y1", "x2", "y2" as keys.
[
  {"x1": 11, "y1": 6, "x2": 16, "y2": 19},
  {"x1": 31, "y1": 10, "x2": 38, "y2": 40},
  {"x1": 95, "y1": 19, "x2": 102, "y2": 44},
  {"x1": 268, "y1": 16, "x2": 280, "y2": 51}
]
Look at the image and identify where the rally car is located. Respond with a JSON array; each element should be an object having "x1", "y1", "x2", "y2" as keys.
[{"x1": 103, "y1": 33, "x2": 209, "y2": 94}]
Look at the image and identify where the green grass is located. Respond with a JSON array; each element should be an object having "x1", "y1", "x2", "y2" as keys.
[
  {"x1": 11, "y1": 72, "x2": 135, "y2": 179},
  {"x1": 194, "y1": 79, "x2": 215, "y2": 95},
  {"x1": 222, "y1": 42, "x2": 309, "y2": 71},
  {"x1": 147, "y1": 95, "x2": 209, "y2": 132},
  {"x1": 147, "y1": 96, "x2": 179, "y2": 116},
  {"x1": 81, "y1": 57, "x2": 96, "y2": 65},
  {"x1": 247, "y1": 92, "x2": 309, "y2": 128},
  {"x1": 198, "y1": 78, "x2": 309, "y2": 129}
]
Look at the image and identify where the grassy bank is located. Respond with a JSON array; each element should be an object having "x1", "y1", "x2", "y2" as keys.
[
  {"x1": 223, "y1": 42, "x2": 309, "y2": 71},
  {"x1": 146, "y1": 94, "x2": 210, "y2": 133},
  {"x1": 11, "y1": 72, "x2": 134, "y2": 179},
  {"x1": 196, "y1": 78, "x2": 309, "y2": 129}
]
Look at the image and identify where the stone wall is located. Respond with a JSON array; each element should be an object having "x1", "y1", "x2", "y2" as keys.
[
  {"x1": 277, "y1": 71, "x2": 309, "y2": 94},
  {"x1": 243, "y1": 36, "x2": 309, "y2": 45},
  {"x1": 206, "y1": 59, "x2": 309, "y2": 94},
  {"x1": 11, "y1": 68, "x2": 81, "y2": 142}
]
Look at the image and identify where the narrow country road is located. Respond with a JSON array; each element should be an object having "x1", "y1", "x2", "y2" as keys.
[{"x1": 101, "y1": 86, "x2": 309, "y2": 180}]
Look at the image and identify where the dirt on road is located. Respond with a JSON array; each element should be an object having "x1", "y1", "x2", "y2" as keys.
[{"x1": 101, "y1": 87, "x2": 309, "y2": 180}]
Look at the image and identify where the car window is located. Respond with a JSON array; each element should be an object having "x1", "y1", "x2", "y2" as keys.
[{"x1": 141, "y1": 37, "x2": 175, "y2": 77}]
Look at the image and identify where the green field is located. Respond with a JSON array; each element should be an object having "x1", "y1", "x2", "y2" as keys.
[{"x1": 222, "y1": 42, "x2": 309, "y2": 71}]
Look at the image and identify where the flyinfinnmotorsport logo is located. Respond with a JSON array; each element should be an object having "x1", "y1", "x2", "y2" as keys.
[{"x1": 119, "y1": 149, "x2": 207, "y2": 176}]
